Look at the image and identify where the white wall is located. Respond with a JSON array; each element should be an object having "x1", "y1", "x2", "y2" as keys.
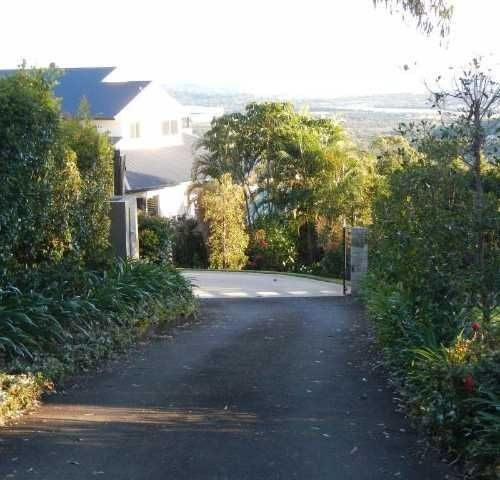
[
  {"x1": 158, "y1": 181, "x2": 193, "y2": 218},
  {"x1": 128, "y1": 181, "x2": 194, "y2": 219},
  {"x1": 115, "y1": 83, "x2": 187, "y2": 150}
]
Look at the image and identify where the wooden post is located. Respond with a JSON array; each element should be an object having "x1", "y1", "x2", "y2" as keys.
[{"x1": 113, "y1": 150, "x2": 125, "y2": 197}]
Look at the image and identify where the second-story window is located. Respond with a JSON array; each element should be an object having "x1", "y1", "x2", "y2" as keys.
[
  {"x1": 130, "y1": 122, "x2": 141, "y2": 138},
  {"x1": 170, "y1": 120, "x2": 179, "y2": 135},
  {"x1": 162, "y1": 121, "x2": 170, "y2": 136},
  {"x1": 162, "y1": 120, "x2": 179, "y2": 135}
]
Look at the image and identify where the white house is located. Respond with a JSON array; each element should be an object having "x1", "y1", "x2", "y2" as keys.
[
  {"x1": 59, "y1": 67, "x2": 200, "y2": 217},
  {"x1": 0, "y1": 66, "x2": 205, "y2": 218}
]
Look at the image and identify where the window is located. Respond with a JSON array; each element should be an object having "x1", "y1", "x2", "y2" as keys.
[
  {"x1": 136, "y1": 197, "x2": 147, "y2": 212},
  {"x1": 162, "y1": 121, "x2": 170, "y2": 136},
  {"x1": 130, "y1": 122, "x2": 140, "y2": 138},
  {"x1": 170, "y1": 120, "x2": 178, "y2": 135},
  {"x1": 146, "y1": 195, "x2": 160, "y2": 216},
  {"x1": 182, "y1": 117, "x2": 191, "y2": 129},
  {"x1": 162, "y1": 120, "x2": 179, "y2": 135}
]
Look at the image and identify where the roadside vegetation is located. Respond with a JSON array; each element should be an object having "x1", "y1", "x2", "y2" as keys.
[
  {"x1": 365, "y1": 61, "x2": 499, "y2": 478},
  {"x1": 0, "y1": 67, "x2": 195, "y2": 424}
]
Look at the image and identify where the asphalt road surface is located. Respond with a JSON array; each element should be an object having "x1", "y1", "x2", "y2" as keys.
[{"x1": 0, "y1": 273, "x2": 451, "y2": 479}]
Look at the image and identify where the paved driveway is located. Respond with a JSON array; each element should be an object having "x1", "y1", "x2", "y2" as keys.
[
  {"x1": 184, "y1": 270, "x2": 344, "y2": 298},
  {"x1": 0, "y1": 273, "x2": 450, "y2": 479}
]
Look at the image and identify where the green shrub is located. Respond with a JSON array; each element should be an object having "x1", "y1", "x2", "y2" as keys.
[
  {"x1": 319, "y1": 248, "x2": 344, "y2": 278},
  {"x1": 365, "y1": 156, "x2": 499, "y2": 476},
  {"x1": 198, "y1": 174, "x2": 249, "y2": 270},
  {"x1": 0, "y1": 259, "x2": 196, "y2": 422},
  {"x1": 247, "y1": 215, "x2": 297, "y2": 271},
  {"x1": 0, "y1": 67, "x2": 80, "y2": 273},
  {"x1": 138, "y1": 214, "x2": 173, "y2": 264},
  {"x1": 170, "y1": 215, "x2": 208, "y2": 268},
  {"x1": 1, "y1": 260, "x2": 195, "y2": 363},
  {"x1": 63, "y1": 100, "x2": 114, "y2": 268}
]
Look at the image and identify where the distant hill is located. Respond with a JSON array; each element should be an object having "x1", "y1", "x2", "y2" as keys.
[{"x1": 167, "y1": 87, "x2": 439, "y2": 145}]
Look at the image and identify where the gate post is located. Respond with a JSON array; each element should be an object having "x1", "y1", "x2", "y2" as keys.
[
  {"x1": 350, "y1": 227, "x2": 368, "y2": 296},
  {"x1": 109, "y1": 150, "x2": 139, "y2": 260}
]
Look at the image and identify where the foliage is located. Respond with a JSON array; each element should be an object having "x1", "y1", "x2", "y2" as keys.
[
  {"x1": 366, "y1": 123, "x2": 499, "y2": 475},
  {"x1": 318, "y1": 248, "x2": 344, "y2": 278},
  {"x1": 1, "y1": 260, "x2": 195, "y2": 362},
  {"x1": 373, "y1": 0, "x2": 454, "y2": 36},
  {"x1": 0, "y1": 67, "x2": 197, "y2": 424},
  {"x1": 0, "y1": 67, "x2": 80, "y2": 274},
  {"x1": 0, "y1": 259, "x2": 196, "y2": 423},
  {"x1": 63, "y1": 99, "x2": 114, "y2": 267},
  {"x1": 138, "y1": 213, "x2": 173, "y2": 264},
  {"x1": 247, "y1": 215, "x2": 297, "y2": 271},
  {"x1": 169, "y1": 215, "x2": 208, "y2": 268},
  {"x1": 195, "y1": 102, "x2": 374, "y2": 269},
  {"x1": 198, "y1": 174, "x2": 249, "y2": 270},
  {"x1": 0, "y1": 69, "x2": 116, "y2": 274},
  {"x1": 367, "y1": 65, "x2": 500, "y2": 473},
  {"x1": 0, "y1": 373, "x2": 49, "y2": 425}
]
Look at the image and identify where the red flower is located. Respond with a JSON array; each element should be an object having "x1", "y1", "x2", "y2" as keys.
[
  {"x1": 471, "y1": 322, "x2": 480, "y2": 332},
  {"x1": 463, "y1": 373, "x2": 475, "y2": 394}
]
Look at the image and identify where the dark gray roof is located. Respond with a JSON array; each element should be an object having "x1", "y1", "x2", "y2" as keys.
[
  {"x1": 124, "y1": 134, "x2": 198, "y2": 193},
  {"x1": 0, "y1": 67, "x2": 150, "y2": 118}
]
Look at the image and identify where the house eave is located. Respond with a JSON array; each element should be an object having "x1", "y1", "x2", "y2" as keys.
[{"x1": 125, "y1": 182, "x2": 178, "y2": 195}]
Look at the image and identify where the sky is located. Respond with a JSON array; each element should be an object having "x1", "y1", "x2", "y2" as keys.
[{"x1": 1, "y1": 0, "x2": 499, "y2": 98}]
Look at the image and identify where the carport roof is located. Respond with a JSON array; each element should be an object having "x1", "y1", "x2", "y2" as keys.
[{"x1": 124, "y1": 133, "x2": 198, "y2": 193}]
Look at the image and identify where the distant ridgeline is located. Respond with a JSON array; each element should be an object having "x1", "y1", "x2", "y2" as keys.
[{"x1": 167, "y1": 88, "x2": 439, "y2": 144}]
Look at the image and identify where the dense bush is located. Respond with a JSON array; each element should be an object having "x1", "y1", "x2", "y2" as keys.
[
  {"x1": 138, "y1": 213, "x2": 173, "y2": 264},
  {"x1": 0, "y1": 68, "x2": 80, "y2": 273},
  {"x1": 318, "y1": 248, "x2": 344, "y2": 278},
  {"x1": 1, "y1": 261, "x2": 195, "y2": 363},
  {"x1": 0, "y1": 68, "x2": 114, "y2": 273},
  {"x1": 194, "y1": 102, "x2": 373, "y2": 275},
  {"x1": 63, "y1": 100, "x2": 114, "y2": 267},
  {"x1": 198, "y1": 174, "x2": 249, "y2": 270},
  {"x1": 247, "y1": 215, "x2": 297, "y2": 271},
  {"x1": 365, "y1": 157, "x2": 499, "y2": 477},
  {"x1": 170, "y1": 215, "x2": 208, "y2": 268},
  {"x1": 0, "y1": 259, "x2": 195, "y2": 421}
]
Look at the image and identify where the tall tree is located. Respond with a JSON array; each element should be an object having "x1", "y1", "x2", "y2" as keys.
[
  {"x1": 194, "y1": 102, "x2": 301, "y2": 227},
  {"x1": 430, "y1": 58, "x2": 500, "y2": 319}
]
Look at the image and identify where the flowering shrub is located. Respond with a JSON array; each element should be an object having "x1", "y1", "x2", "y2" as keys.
[{"x1": 246, "y1": 217, "x2": 297, "y2": 271}]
